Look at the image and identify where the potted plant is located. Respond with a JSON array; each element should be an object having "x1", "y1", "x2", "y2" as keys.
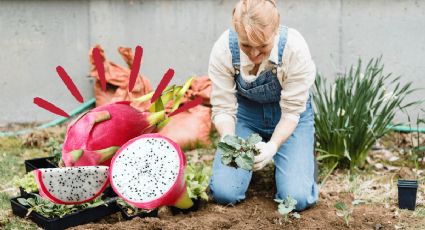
[
  {"x1": 13, "y1": 172, "x2": 38, "y2": 197},
  {"x1": 25, "y1": 138, "x2": 63, "y2": 172},
  {"x1": 116, "y1": 198, "x2": 158, "y2": 220},
  {"x1": 170, "y1": 162, "x2": 211, "y2": 215}
]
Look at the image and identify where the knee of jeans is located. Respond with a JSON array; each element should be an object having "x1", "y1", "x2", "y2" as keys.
[
  {"x1": 209, "y1": 179, "x2": 243, "y2": 205},
  {"x1": 276, "y1": 184, "x2": 317, "y2": 211}
]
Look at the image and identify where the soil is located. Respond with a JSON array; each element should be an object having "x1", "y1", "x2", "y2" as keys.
[{"x1": 72, "y1": 165, "x2": 423, "y2": 230}]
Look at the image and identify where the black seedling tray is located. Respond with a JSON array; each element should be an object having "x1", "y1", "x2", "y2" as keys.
[
  {"x1": 25, "y1": 157, "x2": 57, "y2": 172},
  {"x1": 10, "y1": 196, "x2": 119, "y2": 230},
  {"x1": 117, "y1": 204, "x2": 158, "y2": 220},
  {"x1": 170, "y1": 198, "x2": 201, "y2": 215},
  {"x1": 19, "y1": 187, "x2": 37, "y2": 198}
]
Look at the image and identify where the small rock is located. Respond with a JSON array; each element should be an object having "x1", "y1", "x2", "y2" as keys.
[
  {"x1": 388, "y1": 156, "x2": 400, "y2": 162},
  {"x1": 385, "y1": 165, "x2": 401, "y2": 172},
  {"x1": 398, "y1": 167, "x2": 415, "y2": 179},
  {"x1": 375, "y1": 223, "x2": 383, "y2": 230},
  {"x1": 375, "y1": 163, "x2": 384, "y2": 170}
]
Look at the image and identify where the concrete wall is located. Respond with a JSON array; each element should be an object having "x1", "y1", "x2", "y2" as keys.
[{"x1": 0, "y1": 0, "x2": 424, "y2": 123}]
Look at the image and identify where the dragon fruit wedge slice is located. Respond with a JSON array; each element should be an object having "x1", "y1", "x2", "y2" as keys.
[
  {"x1": 110, "y1": 133, "x2": 193, "y2": 210},
  {"x1": 34, "y1": 166, "x2": 109, "y2": 205}
]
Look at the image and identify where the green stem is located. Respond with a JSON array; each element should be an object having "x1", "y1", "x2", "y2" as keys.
[{"x1": 320, "y1": 161, "x2": 338, "y2": 189}]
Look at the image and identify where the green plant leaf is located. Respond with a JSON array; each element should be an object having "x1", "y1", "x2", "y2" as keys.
[
  {"x1": 278, "y1": 204, "x2": 293, "y2": 215},
  {"x1": 335, "y1": 202, "x2": 347, "y2": 211},
  {"x1": 291, "y1": 212, "x2": 301, "y2": 219},
  {"x1": 235, "y1": 153, "x2": 254, "y2": 171},
  {"x1": 17, "y1": 198, "x2": 29, "y2": 206},
  {"x1": 221, "y1": 155, "x2": 232, "y2": 165},
  {"x1": 246, "y1": 133, "x2": 262, "y2": 145},
  {"x1": 222, "y1": 135, "x2": 242, "y2": 150},
  {"x1": 217, "y1": 142, "x2": 235, "y2": 155}
]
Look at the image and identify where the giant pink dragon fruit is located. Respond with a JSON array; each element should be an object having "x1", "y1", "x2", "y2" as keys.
[
  {"x1": 62, "y1": 77, "x2": 202, "y2": 167},
  {"x1": 62, "y1": 101, "x2": 166, "y2": 167}
]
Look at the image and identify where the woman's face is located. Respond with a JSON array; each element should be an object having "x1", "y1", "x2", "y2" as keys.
[{"x1": 237, "y1": 28, "x2": 276, "y2": 65}]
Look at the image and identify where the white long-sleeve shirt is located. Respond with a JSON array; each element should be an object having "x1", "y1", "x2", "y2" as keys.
[{"x1": 208, "y1": 27, "x2": 316, "y2": 127}]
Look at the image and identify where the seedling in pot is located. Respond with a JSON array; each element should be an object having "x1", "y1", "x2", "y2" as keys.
[
  {"x1": 11, "y1": 193, "x2": 118, "y2": 230},
  {"x1": 116, "y1": 198, "x2": 158, "y2": 220},
  {"x1": 170, "y1": 162, "x2": 211, "y2": 215},
  {"x1": 335, "y1": 201, "x2": 352, "y2": 227},
  {"x1": 274, "y1": 196, "x2": 300, "y2": 222},
  {"x1": 44, "y1": 137, "x2": 63, "y2": 166},
  {"x1": 217, "y1": 134, "x2": 262, "y2": 171},
  {"x1": 14, "y1": 172, "x2": 38, "y2": 196}
]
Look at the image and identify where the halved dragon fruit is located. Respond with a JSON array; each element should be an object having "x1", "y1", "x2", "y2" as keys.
[
  {"x1": 34, "y1": 166, "x2": 109, "y2": 205},
  {"x1": 110, "y1": 133, "x2": 193, "y2": 210}
]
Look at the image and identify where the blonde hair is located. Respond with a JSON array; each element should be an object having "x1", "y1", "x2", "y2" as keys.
[{"x1": 232, "y1": 0, "x2": 280, "y2": 46}]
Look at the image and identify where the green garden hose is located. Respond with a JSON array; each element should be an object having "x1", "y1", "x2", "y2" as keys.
[
  {"x1": 387, "y1": 125, "x2": 425, "y2": 133},
  {"x1": 0, "y1": 98, "x2": 96, "y2": 137}
]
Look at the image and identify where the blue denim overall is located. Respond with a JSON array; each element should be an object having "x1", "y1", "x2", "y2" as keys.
[{"x1": 209, "y1": 26, "x2": 319, "y2": 211}]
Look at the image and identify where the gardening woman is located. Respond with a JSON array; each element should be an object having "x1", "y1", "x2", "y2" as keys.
[{"x1": 208, "y1": 0, "x2": 318, "y2": 211}]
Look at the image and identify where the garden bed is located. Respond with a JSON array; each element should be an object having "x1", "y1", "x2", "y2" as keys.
[{"x1": 1, "y1": 127, "x2": 424, "y2": 229}]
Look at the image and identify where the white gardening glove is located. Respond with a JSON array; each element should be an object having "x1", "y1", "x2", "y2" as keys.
[{"x1": 253, "y1": 141, "x2": 278, "y2": 171}]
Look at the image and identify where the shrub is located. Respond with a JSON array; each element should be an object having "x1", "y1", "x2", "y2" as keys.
[{"x1": 314, "y1": 57, "x2": 417, "y2": 170}]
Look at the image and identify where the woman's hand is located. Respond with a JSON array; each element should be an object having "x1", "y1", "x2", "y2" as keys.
[
  {"x1": 253, "y1": 141, "x2": 278, "y2": 171},
  {"x1": 253, "y1": 117, "x2": 298, "y2": 171}
]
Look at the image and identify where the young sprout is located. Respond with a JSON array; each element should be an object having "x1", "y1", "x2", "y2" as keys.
[
  {"x1": 335, "y1": 201, "x2": 352, "y2": 227},
  {"x1": 274, "y1": 196, "x2": 300, "y2": 222}
]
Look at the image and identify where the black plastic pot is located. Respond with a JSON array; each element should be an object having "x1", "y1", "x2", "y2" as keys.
[
  {"x1": 18, "y1": 187, "x2": 37, "y2": 198},
  {"x1": 10, "y1": 195, "x2": 119, "y2": 230},
  {"x1": 117, "y1": 204, "x2": 158, "y2": 220},
  {"x1": 102, "y1": 186, "x2": 117, "y2": 199},
  {"x1": 25, "y1": 157, "x2": 57, "y2": 172},
  {"x1": 170, "y1": 198, "x2": 201, "y2": 215},
  {"x1": 397, "y1": 179, "x2": 418, "y2": 210}
]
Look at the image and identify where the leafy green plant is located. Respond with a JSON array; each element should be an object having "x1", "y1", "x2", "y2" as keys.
[
  {"x1": 13, "y1": 172, "x2": 38, "y2": 193},
  {"x1": 335, "y1": 201, "x2": 352, "y2": 227},
  {"x1": 116, "y1": 198, "x2": 153, "y2": 216},
  {"x1": 274, "y1": 196, "x2": 300, "y2": 221},
  {"x1": 407, "y1": 109, "x2": 425, "y2": 174},
  {"x1": 314, "y1": 57, "x2": 417, "y2": 170},
  {"x1": 217, "y1": 134, "x2": 262, "y2": 170},
  {"x1": 43, "y1": 137, "x2": 63, "y2": 165},
  {"x1": 17, "y1": 194, "x2": 105, "y2": 218},
  {"x1": 185, "y1": 163, "x2": 212, "y2": 201}
]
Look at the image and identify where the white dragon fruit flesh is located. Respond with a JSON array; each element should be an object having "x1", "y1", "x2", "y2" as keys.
[
  {"x1": 34, "y1": 166, "x2": 109, "y2": 205},
  {"x1": 110, "y1": 134, "x2": 193, "y2": 210}
]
